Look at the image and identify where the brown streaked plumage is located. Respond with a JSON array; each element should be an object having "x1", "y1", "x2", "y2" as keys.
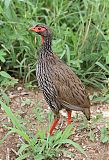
[{"x1": 30, "y1": 24, "x2": 90, "y2": 135}]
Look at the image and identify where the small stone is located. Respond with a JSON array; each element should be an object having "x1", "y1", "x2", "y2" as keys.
[
  {"x1": 0, "y1": 128, "x2": 4, "y2": 132},
  {"x1": 9, "y1": 94, "x2": 17, "y2": 98},
  {"x1": 17, "y1": 87, "x2": 22, "y2": 91}
]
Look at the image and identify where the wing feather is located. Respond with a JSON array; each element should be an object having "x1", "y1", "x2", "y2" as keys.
[{"x1": 49, "y1": 55, "x2": 90, "y2": 110}]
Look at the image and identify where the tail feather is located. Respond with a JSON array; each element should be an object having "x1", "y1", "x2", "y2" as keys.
[{"x1": 83, "y1": 108, "x2": 90, "y2": 120}]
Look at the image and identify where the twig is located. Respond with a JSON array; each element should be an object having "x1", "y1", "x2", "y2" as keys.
[{"x1": 6, "y1": 148, "x2": 10, "y2": 160}]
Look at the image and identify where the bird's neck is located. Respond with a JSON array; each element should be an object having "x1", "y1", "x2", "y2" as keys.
[{"x1": 41, "y1": 35, "x2": 52, "y2": 52}]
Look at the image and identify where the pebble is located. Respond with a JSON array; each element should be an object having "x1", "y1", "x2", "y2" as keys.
[{"x1": 17, "y1": 87, "x2": 22, "y2": 91}]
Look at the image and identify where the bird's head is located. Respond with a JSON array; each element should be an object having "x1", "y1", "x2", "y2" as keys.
[{"x1": 29, "y1": 24, "x2": 52, "y2": 44}]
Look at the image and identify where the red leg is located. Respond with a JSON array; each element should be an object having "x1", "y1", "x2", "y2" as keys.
[
  {"x1": 50, "y1": 118, "x2": 59, "y2": 135},
  {"x1": 67, "y1": 111, "x2": 72, "y2": 125}
]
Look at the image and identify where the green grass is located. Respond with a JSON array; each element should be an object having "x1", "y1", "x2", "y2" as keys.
[
  {"x1": 0, "y1": 99, "x2": 86, "y2": 159},
  {"x1": 0, "y1": 0, "x2": 109, "y2": 88}
]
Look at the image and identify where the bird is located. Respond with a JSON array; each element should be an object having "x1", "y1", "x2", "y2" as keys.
[{"x1": 29, "y1": 24, "x2": 90, "y2": 135}]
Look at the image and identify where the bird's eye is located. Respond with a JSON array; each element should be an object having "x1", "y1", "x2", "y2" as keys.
[{"x1": 38, "y1": 27, "x2": 41, "y2": 30}]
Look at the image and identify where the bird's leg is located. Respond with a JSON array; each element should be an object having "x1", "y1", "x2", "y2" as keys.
[
  {"x1": 50, "y1": 115, "x2": 59, "y2": 135},
  {"x1": 67, "y1": 111, "x2": 72, "y2": 125}
]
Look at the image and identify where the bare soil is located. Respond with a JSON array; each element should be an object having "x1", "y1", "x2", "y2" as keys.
[{"x1": 0, "y1": 85, "x2": 109, "y2": 160}]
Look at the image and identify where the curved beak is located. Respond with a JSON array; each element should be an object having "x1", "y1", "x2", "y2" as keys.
[{"x1": 29, "y1": 27, "x2": 36, "y2": 32}]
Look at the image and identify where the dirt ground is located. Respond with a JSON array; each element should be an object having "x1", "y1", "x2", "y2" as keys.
[{"x1": 0, "y1": 85, "x2": 109, "y2": 160}]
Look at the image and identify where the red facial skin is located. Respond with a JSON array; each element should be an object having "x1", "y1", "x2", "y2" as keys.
[
  {"x1": 41, "y1": 36, "x2": 44, "y2": 44},
  {"x1": 30, "y1": 26, "x2": 46, "y2": 44}
]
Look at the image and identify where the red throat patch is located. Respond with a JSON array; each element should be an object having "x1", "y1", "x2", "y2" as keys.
[{"x1": 41, "y1": 36, "x2": 44, "y2": 44}]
